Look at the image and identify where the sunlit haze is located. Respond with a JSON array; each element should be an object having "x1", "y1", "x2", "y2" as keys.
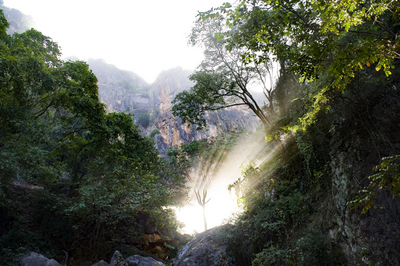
[
  {"x1": 175, "y1": 130, "x2": 278, "y2": 234},
  {"x1": 4, "y1": 0, "x2": 226, "y2": 83}
]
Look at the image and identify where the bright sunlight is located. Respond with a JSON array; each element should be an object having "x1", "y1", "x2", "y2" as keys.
[{"x1": 174, "y1": 129, "x2": 278, "y2": 234}]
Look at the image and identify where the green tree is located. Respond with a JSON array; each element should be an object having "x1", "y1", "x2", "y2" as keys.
[
  {"x1": 137, "y1": 111, "x2": 150, "y2": 128},
  {"x1": 172, "y1": 9, "x2": 279, "y2": 131},
  {"x1": 183, "y1": 0, "x2": 399, "y2": 129},
  {"x1": 0, "y1": 11, "x2": 183, "y2": 263},
  {"x1": 222, "y1": 0, "x2": 399, "y2": 85}
]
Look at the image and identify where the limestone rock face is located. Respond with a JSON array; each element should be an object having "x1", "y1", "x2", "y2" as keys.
[
  {"x1": 329, "y1": 88, "x2": 400, "y2": 265},
  {"x1": 174, "y1": 225, "x2": 236, "y2": 266},
  {"x1": 149, "y1": 68, "x2": 259, "y2": 155},
  {"x1": 148, "y1": 68, "x2": 193, "y2": 114},
  {"x1": 18, "y1": 252, "x2": 61, "y2": 266},
  {"x1": 88, "y1": 58, "x2": 150, "y2": 115}
]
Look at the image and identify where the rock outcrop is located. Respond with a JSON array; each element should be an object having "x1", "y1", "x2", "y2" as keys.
[
  {"x1": 100, "y1": 250, "x2": 165, "y2": 266},
  {"x1": 148, "y1": 68, "x2": 258, "y2": 154},
  {"x1": 126, "y1": 255, "x2": 165, "y2": 266},
  {"x1": 329, "y1": 87, "x2": 400, "y2": 265},
  {"x1": 174, "y1": 225, "x2": 236, "y2": 266},
  {"x1": 18, "y1": 251, "x2": 165, "y2": 266},
  {"x1": 88, "y1": 58, "x2": 150, "y2": 115},
  {"x1": 18, "y1": 252, "x2": 61, "y2": 266}
]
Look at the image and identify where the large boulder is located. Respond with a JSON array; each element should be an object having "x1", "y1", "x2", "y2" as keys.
[
  {"x1": 126, "y1": 255, "x2": 165, "y2": 266},
  {"x1": 110, "y1": 250, "x2": 129, "y2": 266},
  {"x1": 92, "y1": 260, "x2": 110, "y2": 266},
  {"x1": 18, "y1": 252, "x2": 61, "y2": 266},
  {"x1": 174, "y1": 225, "x2": 236, "y2": 266},
  {"x1": 92, "y1": 250, "x2": 164, "y2": 266}
]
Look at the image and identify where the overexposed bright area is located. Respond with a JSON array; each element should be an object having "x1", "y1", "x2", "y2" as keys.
[
  {"x1": 4, "y1": 0, "x2": 226, "y2": 83},
  {"x1": 175, "y1": 129, "x2": 274, "y2": 234},
  {"x1": 174, "y1": 183, "x2": 241, "y2": 234}
]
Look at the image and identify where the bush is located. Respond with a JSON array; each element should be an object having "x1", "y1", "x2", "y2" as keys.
[
  {"x1": 137, "y1": 112, "x2": 150, "y2": 128},
  {"x1": 252, "y1": 228, "x2": 346, "y2": 266},
  {"x1": 150, "y1": 128, "x2": 160, "y2": 138}
]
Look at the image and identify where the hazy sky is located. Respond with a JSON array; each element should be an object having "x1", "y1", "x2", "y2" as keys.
[{"x1": 4, "y1": 0, "x2": 227, "y2": 83}]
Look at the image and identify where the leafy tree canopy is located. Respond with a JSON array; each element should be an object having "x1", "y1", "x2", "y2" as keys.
[
  {"x1": 173, "y1": 0, "x2": 399, "y2": 131},
  {"x1": 173, "y1": 8, "x2": 280, "y2": 130},
  {"x1": 217, "y1": 0, "x2": 399, "y2": 86},
  {"x1": 0, "y1": 10, "x2": 183, "y2": 263}
]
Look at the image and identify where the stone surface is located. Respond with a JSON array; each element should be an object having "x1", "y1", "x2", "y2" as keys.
[
  {"x1": 329, "y1": 87, "x2": 400, "y2": 265},
  {"x1": 18, "y1": 252, "x2": 61, "y2": 266},
  {"x1": 92, "y1": 260, "x2": 110, "y2": 266},
  {"x1": 110, "y1": 250, "x2": 129, "y2": 266},
  {"x1": 126, "y1": 255, "x2": 165, "y2": 266},
  {"x1": 174, "y1": 225, "x2": 236, "y2": 266}
]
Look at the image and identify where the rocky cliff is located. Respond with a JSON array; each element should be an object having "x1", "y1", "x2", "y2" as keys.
[
  {"x1": 329, "y1": 86, "x2": 400, "y2": 265},
  {"x1": 148, "y1": 67, "x2": 259, "y2": 154},
  {"x1": 88, "y1": 58, "x2": 150, "y2": 115},
  {"x1": 89, "y1": 60, "x2": 259, "y2": 154}
]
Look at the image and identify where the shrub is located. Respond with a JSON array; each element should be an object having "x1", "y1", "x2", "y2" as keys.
[{"x1": 150, "y1": 128, "x2": 160, "y2": 138}]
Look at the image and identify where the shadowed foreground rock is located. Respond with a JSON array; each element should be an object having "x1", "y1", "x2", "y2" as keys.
[
  {"x1": 18, "y1": 250, "x2": 165, "y2": 266},
  {"x1": 174, "y1": 225, "x2": 236, "y2": 266},
  {"x1": 126, "y1": 255, "x2": 165, "y2": 266},
  {"x1": 18, "y1": 252, "x2": 61, "y2": 266}
]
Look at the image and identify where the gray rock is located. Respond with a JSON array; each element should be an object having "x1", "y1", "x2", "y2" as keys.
[
  {"x1": 18, "y1": 252, "x2": 61, "y2": 266},
  {"x1": 92, "y1": 260, "x2": 110, "y2": 266},
  {"x1": 126, "y1": 255, "x2": 165, "y2": 266},
  {"x1": 174, "y1": 225, "x2": 236, "y2": 266},
  {"x1": 110, "y1": 250, "x2": 129, "y2": 266}
]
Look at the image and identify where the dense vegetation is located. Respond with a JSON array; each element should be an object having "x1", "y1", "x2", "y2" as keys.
[
  {"x1": 0, "y1": 10, "x2": 184, "y2": 265},
  {"x1": 172, "y1": 0, "x2": 400, "y2": 265}
]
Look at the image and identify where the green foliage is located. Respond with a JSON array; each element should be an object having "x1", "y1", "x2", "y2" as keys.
[
  {"x1": 252, "y1": 245, "x2": 290, "y2": 266},
  {"x1": 252, "y1": 228, "x2": 346, "y2": 266},
  {"x1": 0, "y1": 9, "x2": 9, "y2": 38},
  {"x1": 196, "y1": 0, "x2": 399, "y2": 130},
  {"x1": 173, "y1": 10, "x2": 278, "y2": 130},
  {"x1": 149, "y1": 128, "x2": 160, "y2": 138},
  {"x1": 181, "y1": 1, "x2": 399, "y2": 264},
  {"x1": 0, "y1": 12, "x2": 184, "y2": 263},
  {"x1": 226, "y1": 0, "x2": 398, "y2": 84},
  {"x1": 172, "y1": 89, "x2": 208, "y2": 130},
  {"x1": 351, "y1": 155, "x2": 400, "y2": 213},
  {"x1": 223, "y1": 113, "x2": 338, "y2": 263},
  {"x1": 137, "y1": 112, "x2": 150, "y2": 127},
  {"x1": 166, "y1": 140, "x2": 207, "y2": 174},
  {"x1": 172, "y1": 71, "x2": 243, "y2": 130}
]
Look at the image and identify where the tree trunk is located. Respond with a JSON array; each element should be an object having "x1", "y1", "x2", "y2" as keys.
[{"x1": 202, "y1": 204, "x2": 207, "y2": 231}]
